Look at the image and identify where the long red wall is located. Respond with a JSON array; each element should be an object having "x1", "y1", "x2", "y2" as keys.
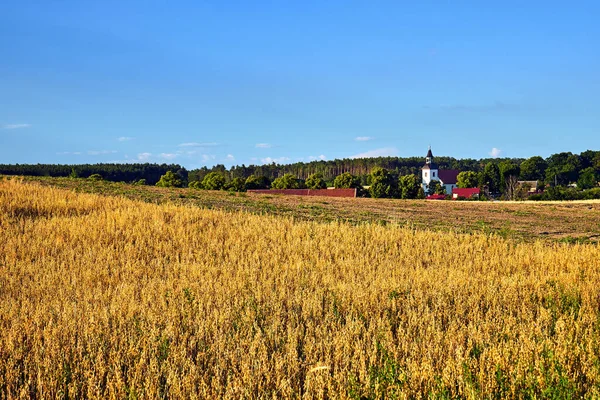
[{"x1": 247, "y1": 189, "x2": 357, "y2": 198}]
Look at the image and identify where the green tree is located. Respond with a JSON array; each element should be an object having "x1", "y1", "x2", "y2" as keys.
[
  {"x1": 225, "y1": 177, "x2": 246, "y2": 192},
  {"x1": 201, "y1": 172, "x2": 227, "y2": 190},
  {"x1": 333, "y1": 173, "x2": 361, "y2": 188},
  {"x1": 88, "y1": 173, "x2": 103, "y2": 181},
  {"x1": 156, "y1": 171, "x2": 183, "y2": 188},
  {"x1": 369, "y1": 167, "x2": 397, "y2": 198},
  {"x1": 271, "y1": 173, "x2": 301, "y2": 189},
  {"x1": 416, "y1": 186, "x2": 426, "y2": 199},
  {"x1": 482, "y1": 163, "x2": 501, "y2": 194},
  {"x1": 305, "y1": 173, "x2": 327, "y2": 189},
  {"x1": 427, "y1": 180, "x2": 445, "y2": 195},
  {"x1": 577, "y1": 167, "x2": 598, "y2": 190},
  {"x1": 456, "y1": 171, "x2": 478, "y2": 188},
  {"x1": 398, "y1": 174, "x2": 420, "y2": 199},
  {"x1": 519, "y1": 156, "x2": 547, "y2": 181},
  {"x1": 245, "y1": 175, "x2": 270, "y2": 190}
]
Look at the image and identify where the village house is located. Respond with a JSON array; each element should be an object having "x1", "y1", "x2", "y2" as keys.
[{"x1": 421, "y1": 147, "x2": 459, "y2": 195}]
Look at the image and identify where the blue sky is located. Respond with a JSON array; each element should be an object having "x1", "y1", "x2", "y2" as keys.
[{"x1": 1, "y1": 1, "x2": 599, "y2": 169}]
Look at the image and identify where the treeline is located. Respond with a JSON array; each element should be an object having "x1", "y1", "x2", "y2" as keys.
[{"x1": 0, "y1": 163, "x2": 186, "y2": 185}]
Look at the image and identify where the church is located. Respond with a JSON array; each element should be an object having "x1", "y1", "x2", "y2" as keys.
[{"x1": 421, "y1": 147, "x2": 459, "y2": 194}]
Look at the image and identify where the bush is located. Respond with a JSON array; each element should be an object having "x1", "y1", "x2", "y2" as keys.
[
  {"x1": 245, "y1": 175, "x2": 270, "y2": 190},
  {"x1": 201, "y1": 172, "x2": 227, "y2": 190},
  {"x1": 188, "y1": 180, "x2": 203, "y2": 189},
  {"x1": 305, "y1": 173, "x2": 327, "y2": 189},
  {"x1": 271, "y1": 174, "x2": 301, "y2": 189},
  {"x1": 156, "y1": 171, "x2": 184, "y2": 188},
  {"x1": 88, "y1": 174, "x2": 103, "y2": 181},
  {"x1": 225, "y1": 177, "x2": 246, "y2": 192}
]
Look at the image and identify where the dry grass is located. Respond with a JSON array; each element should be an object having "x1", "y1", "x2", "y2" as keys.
[
  {"x1": 26, "y1": 176, "x2": 600, "y2": 243},
  {"x1": 1, "y1": 178, "x2": 600, "y2": 398}
]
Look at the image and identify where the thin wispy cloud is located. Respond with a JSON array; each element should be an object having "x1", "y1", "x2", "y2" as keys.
[
  {"x1": 178, "y1": 142, "x2": 218, "y2": 147},
  {"x1": 255, "y1": 143, "x2": 272, "y2": 148},
  {"x1": 261, "y1": 156, "x2": 291, "y2": 164},
  {"x1": 489, "y1": 147, "x2": 502, "y2": 158},
  {"x1": 117, "y1": 136, "x2": 133, "y2": 142},
  {"x1": 56, "y1": 151, "x2": 82, "y2": 155},
  {"x1": 355, "y1": 136, "x2": 373, "y2": 142},
  {"x1": 159, "y1": 153, "x2": 178, "y2": 160},
  {"x1": 226, "y1": 154, "x2": 235, "y2": 162},
  {"x1": 137, "y1": 152, "x2": 152, "y2": 161},
  {"x1": 2, "y1": 123, "x2": 31, "y2": 130},
  {"x1": 201, "y1": 154, "x2": 216, "y2": 162},
  {"x1": 426, "y1": 101, "x2": 519, "y2": 113},
  {"x1": 88, "y1": 150, "x2": 118, "y2": 155},
  {"x1": 308, "y1": 155, "x2": 327, "y2": 161},
  {"x1": 351, "y1": 147, "x2": 398, "y2": 159}
]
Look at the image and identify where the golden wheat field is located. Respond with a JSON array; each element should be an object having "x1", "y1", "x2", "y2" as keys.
[{"x1": 1, "y1": 178, "x2": 600, "y2": 399}]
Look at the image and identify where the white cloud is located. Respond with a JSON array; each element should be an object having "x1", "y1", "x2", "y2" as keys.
[
  {"x1": 117, "y1": 136, "x2": 133, "y2": 142},
  {"x1": 355, "y1": 136, "x2": 373, "y2": 142},
  {"x1": 56, "y1": 151, "x2": 82, "y2": 155},
  {"x1": 137, "y1": 152, "x2": 152, "y2": 161},
  {"x1": 201, "y1": 154, "x2": 217, "y2": 162},
  {"x1": 489, "y1": 147, "x2": 502, "y2": 158},
  {"x1": 178, "y1": 142, "x2": 218, "y2": 147},
  {"x1": 261, "y1": 156, "x2": 291, "y2": 164},
  {"x1": 2, "y1": 123, "x2": 31, "y2": 130},
  {"x1": 226, "y1": 154, "x2": 235, "y2": 161},
  {"x1": 88, "y1": 150, "x2": 118, "y2": 155},
  {"x1": 255, "y1": 143, "x2": 272, "y2": 148},
  {"x1": 350, "y1": 147, "x2": 398, "y2": 159},
  {"x1": 308, "y1": 155, "x2": 327, "y2": 161},
  {"x1": 159, "y1": 153, "x2": 178, "y2": 160}
]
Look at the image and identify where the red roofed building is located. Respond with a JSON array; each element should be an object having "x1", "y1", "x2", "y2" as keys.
[
  {"x1": 421, "y1": 147, "x2": 460, "y2": 195},
  {"x1": 452, "y1": 187, "x2": 480, "y2": 199}
]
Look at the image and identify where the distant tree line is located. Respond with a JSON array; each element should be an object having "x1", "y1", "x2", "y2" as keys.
[
  {"x1": 1, "y1": 150, "x2": 599, "y2": 200},
  {"x1": 0, "y1": 163, "x2": 186, "y2": 185}
]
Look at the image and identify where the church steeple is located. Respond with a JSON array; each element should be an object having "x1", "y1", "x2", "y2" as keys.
[{"x1": 424, "y1": 146, "x2": 438, "y2": 169}]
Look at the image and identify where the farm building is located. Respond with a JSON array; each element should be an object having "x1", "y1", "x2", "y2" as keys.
[
  {"x1": 421, "y1": 147, "x2": 459, "y2": 195},
  {"x1": 452, "y1": 187, "x2": 480, "y2": 199}
]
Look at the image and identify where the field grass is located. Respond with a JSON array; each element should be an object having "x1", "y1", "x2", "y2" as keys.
[
  {"x1": 2, "y1": 178, "x2": 600, "y2": 398},
  {"x1": 23, "y1": 176, "x2": 600, "y2": 243}
]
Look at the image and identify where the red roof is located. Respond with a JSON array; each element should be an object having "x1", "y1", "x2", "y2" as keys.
[
  {"x1": 452, "y1": 188, "x2": 480, "y2": 198},
  {"x1": 426, "y1": 194, "x2": 447, "y2": 200},
  {"x1": 438, "y1": 169, "x2": 460, "y2": 184}
]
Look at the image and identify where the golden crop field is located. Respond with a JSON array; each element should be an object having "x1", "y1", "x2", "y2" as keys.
[{"x1": 1, "y1": 178, "x2": 600, "y2": 399}]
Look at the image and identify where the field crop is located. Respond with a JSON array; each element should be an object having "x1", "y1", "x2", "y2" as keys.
[
  {"x1": 2, "y1": 178, "x2": 600, "y2": 398},
  {"x1": 24, "y1": 176, "x2": 600, "y2": 243}
]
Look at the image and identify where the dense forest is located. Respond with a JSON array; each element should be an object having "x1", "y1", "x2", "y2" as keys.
[{"x1": 0, "y1": 163, "x2": 186, "y2": 185}]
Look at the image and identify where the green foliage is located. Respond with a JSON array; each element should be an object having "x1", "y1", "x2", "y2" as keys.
[
  {"x1": 201, "y1": 172, "x2": 227, "y2": 190},
  {"x1": 482, "y1": 163, "x2": 501, "y2": 194},
  {"x1": 456, "y1": 171, "x2": 478, "y2": 188},
  {"x1": 87, "y1": 173, "x2": 103, "y2": 181},
  {"x1": 225, "y1": 177, "x2": 246, "y2": 192},
  {"x1": 271, "y1": 173, "x2": 301, "y2": 189},
  {"x1": 398, "y1": 174, "x2": 420, "y2": 199},
  {"x1": 244, "y1": 175, "x2": 270, "y2": 190},
  {"x1": 369, "y1": 167, "x2": 397, "y2": 198},
  {"x1": 305, "y1": 173, "x2": 327, "y2": 189},
  {"x1": 188, "y1": 180, "x2": 203, "y2": 189},
  {"x1": 427, "y1": 180, "x2": 445, "y2": 195},
  {"x1": 156, "y1": 171, "x2": 183, "y2": 188},
  {"x1": 577, "y1": 167, "x2": 598, "y2": 190},
  {"x1": 416, "y1": 186, "x2": 426, "y2": 199},
  {"x1": 520, "y1": 156, "x2": 547, "y2": 181},
  {"x1": 133, "y1": 179, "x2": 147, "y2": 186},
  {"x1": 69, "y1": 168, "x2": 78, "y2": 179},
  {"x1": 333, "y1": 172, "x2": 361, "y2": 189}
]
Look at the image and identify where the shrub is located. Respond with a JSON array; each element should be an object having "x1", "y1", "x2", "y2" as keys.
[{"x1": 156, "y1": 171, "x2": 184, "y2": 188}]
